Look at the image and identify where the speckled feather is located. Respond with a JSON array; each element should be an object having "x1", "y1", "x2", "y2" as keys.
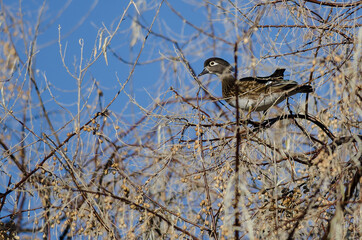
[{"x1": 199, "y1": 57, "x2": 313, "y2": 111}]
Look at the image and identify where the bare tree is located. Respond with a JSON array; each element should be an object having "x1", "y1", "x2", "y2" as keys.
[{"x1": 0, "y1": 0, "x2": 361, "y2": 239}]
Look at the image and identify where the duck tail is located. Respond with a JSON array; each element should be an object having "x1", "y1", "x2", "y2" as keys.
[{"x1": 297, "y1": 84, "x2": 314, "y2": 93}]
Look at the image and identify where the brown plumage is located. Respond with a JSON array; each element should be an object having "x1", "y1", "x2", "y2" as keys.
[{"x1": 198, "y1": 57, "x2": 313, "y2": 111}]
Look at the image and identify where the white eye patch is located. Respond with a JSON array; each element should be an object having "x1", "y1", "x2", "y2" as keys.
[{"x1": 209, "y1": 61, "x2": 219, "y2": 66}]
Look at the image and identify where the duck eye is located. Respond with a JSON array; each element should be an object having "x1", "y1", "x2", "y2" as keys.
[{"x1": 209, "y1": 61, "x2": 216, "y2": 66}]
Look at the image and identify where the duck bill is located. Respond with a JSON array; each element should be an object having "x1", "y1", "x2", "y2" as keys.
[{"x1": 198, "y1": 68, "x2": 209, "y2": 77}]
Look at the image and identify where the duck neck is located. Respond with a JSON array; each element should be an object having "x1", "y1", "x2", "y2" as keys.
[{"x1": 219, "y1": 73, "x2": 236, "y2": 98}]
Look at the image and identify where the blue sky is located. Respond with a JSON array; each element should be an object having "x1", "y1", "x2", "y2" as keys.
[
  {"x1": 1, "y1": 0, "x2": 360, "y2": 238},
  {"x1": 7, "y1": 0, "x2": 339, "y2": 122}
]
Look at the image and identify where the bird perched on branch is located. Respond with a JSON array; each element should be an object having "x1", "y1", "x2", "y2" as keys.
[{"x1": 198, "y1": 57, "x2": 313, "y2": 111}]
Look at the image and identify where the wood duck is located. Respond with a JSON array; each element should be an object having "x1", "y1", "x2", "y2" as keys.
[{"x1": 198, "y1": 57, "x2": 313, "y2": 111}]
